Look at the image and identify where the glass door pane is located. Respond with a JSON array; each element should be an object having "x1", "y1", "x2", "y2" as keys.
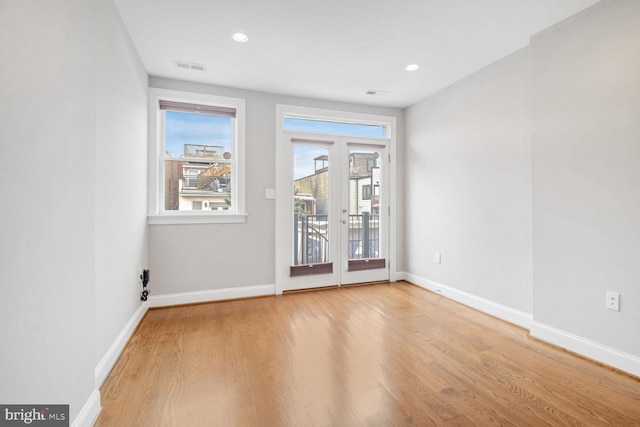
[
  {"x1": 278, "y1": 133, "x2": 388, "y2": 292},
  {"x1": 346, "y1": 148, "x2": 385, "y2": 271},
  {"x1": 290, "y1": 145, "x2": 333, "y2": 276}
]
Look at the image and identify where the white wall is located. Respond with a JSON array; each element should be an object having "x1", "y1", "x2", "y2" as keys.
[
  {"x1": 0, "y1": 0, "x2": 98, "y2": 422},
  {"x1": 0, "y1": 0, "x2": 149, "y2": 423},
  {"x1": 404, "y1": 0, "x2": 640, "y2": 375},
  {"x1": 148, "y1": 77, "x2": 405, "y2": 295},
  {"x1": 531, "y1": 0, "x2": 640, "y2": 358},
  {"x1": 404, "y1": 48, "x2": 533, "y2": 315},
  {"x1": 94, "y1": 0, "x2": 149, "y2": 371}
]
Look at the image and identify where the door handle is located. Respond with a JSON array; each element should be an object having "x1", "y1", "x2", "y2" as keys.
[
  {"x1": 342, "y1": 209, "x2": 347, "y2": 213},
  {"x1": 341, "y1": 219, "x2": 347, "y2": 224}
]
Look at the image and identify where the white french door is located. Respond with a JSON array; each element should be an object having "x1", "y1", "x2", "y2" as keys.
[
  {"x1": 341, "y1": 138, "x2": 389, "y2": 285},
  {"x1": 277, "y1": 132, "x2": 390, "y2": 292}
]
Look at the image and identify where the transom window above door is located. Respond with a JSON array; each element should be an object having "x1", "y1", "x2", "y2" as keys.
[{"x1": 283, "y1": 116, "x2": 389, "y2": 138}]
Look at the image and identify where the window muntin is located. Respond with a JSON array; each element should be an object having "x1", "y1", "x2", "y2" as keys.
[{"x1": 149, "y1": 89, "x2": 245, "y2": 224}]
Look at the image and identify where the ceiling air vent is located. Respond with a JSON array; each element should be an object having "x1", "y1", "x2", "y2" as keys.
[
  {"x1": 366, "y1": 89, "x2": 389, "y2": 97},
  {"x1": 175, "y1": 60, "x2": 207, "y2": 71}
]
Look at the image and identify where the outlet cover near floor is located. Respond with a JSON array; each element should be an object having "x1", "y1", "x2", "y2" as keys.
[{"x1": 606, "y1": 291, "x2": 620, "y2": 311}]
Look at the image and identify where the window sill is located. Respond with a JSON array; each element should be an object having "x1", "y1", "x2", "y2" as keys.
[{"x1": 148, "y1": 213, "x2": 247, "y2": 225}]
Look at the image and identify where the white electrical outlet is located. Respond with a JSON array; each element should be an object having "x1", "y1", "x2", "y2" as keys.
[
  {"x1": 435, "y1": 252, "x2": 441, "y2": 264},
  {"x1": 606, "y1": 291, "x2": 620, "y2": 311}
]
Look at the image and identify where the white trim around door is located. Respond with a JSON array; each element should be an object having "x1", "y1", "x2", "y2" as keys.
[{"x1": 275, "y1": 105, "x2": 397, "y2": 294}]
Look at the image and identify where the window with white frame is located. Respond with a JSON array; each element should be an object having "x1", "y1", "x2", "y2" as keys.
[{"x1": 148, "y1": 88, "x2": 246, "y2": 224}]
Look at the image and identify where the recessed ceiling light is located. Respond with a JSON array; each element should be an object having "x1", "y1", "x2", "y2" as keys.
[
  {"x1": 232, "y1": 33, "x2": 249, "y2": 43},
  {"x1": 405, "y1": 64, "x2": 420, "y2": 71}
]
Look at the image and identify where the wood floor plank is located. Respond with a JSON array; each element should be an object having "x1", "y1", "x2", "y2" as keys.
[{"x1": 96, "y1": 282, "x2": 640, "y2": 426}]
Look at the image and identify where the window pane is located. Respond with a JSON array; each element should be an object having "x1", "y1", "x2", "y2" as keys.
[
  {"x1": 283, "y1": 117, "x2": 387, "y2": 138},
  {"x1": 163, "y1": 108, "x2": 234, "y2": 212},
  {"x1": 164, "y1": 160, "x2": 232, "y2": 211},
  {"x1": 362, "y1": 184, "x2": 372, "y2": 200},
  {"x1": 164, "y1": 111, "x2": 232, "y2": 158}
]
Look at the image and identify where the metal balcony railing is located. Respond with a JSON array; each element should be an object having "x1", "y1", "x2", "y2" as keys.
[
  {"x1": 293, "y1": 214, "x2": 329, "y2": 265},
  {"x1": 184, "y1": 144, "x2": 224, "y2": 158},
  {"x1": 182, "y1": 176, "x2": 199, "y2": 188},
  {"x1": 182, "y1": 176, "x2": 231, "y2": 192},
  {"x1": 292, "y1": 213, "x2": 380, "y2": 266},
  {"x1": 348, "y1": 213, "x2": 379, "y2": 259}
]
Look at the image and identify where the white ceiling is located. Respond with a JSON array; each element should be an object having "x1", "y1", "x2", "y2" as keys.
[{"x1": 113, "y1": 0, "x2": 600, "y2": 108}]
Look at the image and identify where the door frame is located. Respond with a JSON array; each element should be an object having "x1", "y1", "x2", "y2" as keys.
[{"x1": 275, "y1": 104, "x2": 397, "y2": 295}]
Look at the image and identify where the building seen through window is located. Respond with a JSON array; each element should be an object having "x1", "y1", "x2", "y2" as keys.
[{"x1": 163, "y1": 110, "x2": 233, "y2": 212}]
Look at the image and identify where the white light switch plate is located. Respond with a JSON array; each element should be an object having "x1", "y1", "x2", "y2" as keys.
[{"x1": 265, "y1": 188, "x2": 276, "y2": 200}]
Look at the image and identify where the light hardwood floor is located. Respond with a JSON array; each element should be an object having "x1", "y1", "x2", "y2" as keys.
[{"x1": 96, "y1": 282, "x2": 640, "y2": 426}]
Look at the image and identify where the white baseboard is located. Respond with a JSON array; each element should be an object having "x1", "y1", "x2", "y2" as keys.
[
  {"x1": 71, "y1": 389, "x2": 101, "y2": 427},
  {"x1": 94, "y1": 285, "x2": 275, "y2": 387},
  {"x1": 147, "y1": 284, "x2": 276, "y2": 308},
  {"x1": 400, "y1": 272, "x2": 640, "y2": 378},
  {"x1": 530, "y1": 321, "x2": 640, "y2": 378},
  {"x1": 401, "y1": 272, "x2": 533, "y2": 329},
  {"x1": 95, "y1": 303, "x2": 148, "y2": 388},
  {"x1": 88, "y1": 284, "x2": 274, "y2": 426}
]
